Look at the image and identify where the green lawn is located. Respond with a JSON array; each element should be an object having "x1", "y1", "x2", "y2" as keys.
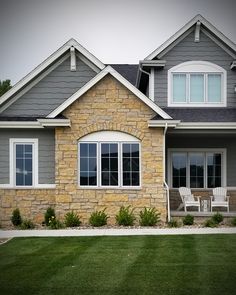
[{"x1": 0, "y1": 235, "x2": 236, "y2": 295}]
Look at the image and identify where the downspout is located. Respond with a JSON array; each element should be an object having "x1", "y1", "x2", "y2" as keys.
[{"x1": 163, "y1": 123, "x2": 171, "y2": 222}]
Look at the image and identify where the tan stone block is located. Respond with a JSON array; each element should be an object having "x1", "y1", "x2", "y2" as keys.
[
  {"x1": 56, "y1": 195, "x2": 72, "y2": 203},
  {"x1": 103, "y1": 194, "x2": 128, "y2": 203}
]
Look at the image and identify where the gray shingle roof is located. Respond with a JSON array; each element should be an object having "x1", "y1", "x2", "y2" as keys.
[
  {"x1": 109, "y1": 64, "x2": 138, "y2": 86},
  {"x1": 152, "y1": 108, "x2": 236, "y2": 122}
]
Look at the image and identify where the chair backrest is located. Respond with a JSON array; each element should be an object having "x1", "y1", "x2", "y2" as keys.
[
  {"x1": 178, "y1": 187, "x2": 194, "y2": 202},
  {"x1": 213, "y1": 187, "x2": 227, "y2": 201}
]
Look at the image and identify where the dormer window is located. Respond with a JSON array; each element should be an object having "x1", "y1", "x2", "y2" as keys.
[{"x1": 168, "y1": 61, "x2": 226, "y2": 107}]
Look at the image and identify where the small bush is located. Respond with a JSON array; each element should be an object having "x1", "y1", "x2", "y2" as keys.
[
  {"x1": 48, "y1": 216, "x2": 64, "y2": 229},
  {"x1": 183, "y1": 214, "x2": 194, "y2": 226},
  {"x1": 212, "y1": 212, "x2": 223, "y2": 224},
  {"x1": 116, "y1": 206, "x2": 135, "y2": 226},
  {"x1": 20, "y1": 219, "x2": 35, "y2": 230},
  {"x1": 204, "y1": 218, "x2": 218, "y2": 228},
  {"x1": 89, "y1": 209, "x2": 109, "y2": 227},
  {"x1": 64, "y1": 211, "x2": 81, "y2": 227},
  {"x1": 44, "y1": 207, "x2": 55, "y2": 226},
  {"x1": 168, "y1": 219, "x2": 180, "y2": 228},
  {"x1": 139, "y1": 208, "x2": 160, "y2": 226},
  {"x1": 231, "y1": 217, "x2": 236, "y2": 226},
  {"x1": 11, "y1": 208, "x2": 22, "y2": 226}
]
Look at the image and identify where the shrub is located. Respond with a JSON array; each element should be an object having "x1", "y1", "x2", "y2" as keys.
[
  {"x1": 11, "y1": 208, "x2": 22, "y2": 226},
  {"x1": 204, "y1": 218, "x2": 218, "y2": 228},
  {"x1": 212, "y1": 212, "x2": 223, "y2": 224},
  {"x1": 64, "y1": 211, "x2": 81, "y2": 227},
  {"x1": 48, "y1": 216, "x2": 64, "y2": 229},
  {"x1": 89, "y1": 209, "x2": 109, "y2": 227},
  {"x1": 20, "y1": 219, "x2": 35, "y2": 229},
  {"x1": 139, "y1": 208, "x2": 160, "y2": 226},
  {"x1": 44, "y1": 207, "x2": 55, "y2": 226},
  {"x1": 231, "y1": 217, "x2": 236, "y2": 226},
  {"x1": 168, "y1": 219, "x2": 180, "y2": 228},
  {"x1": 116, "y1": 206, "x2": 135, "y2": 226},
  {"x1": 183, "y1": 214, "x2": 194, "y2": 226}
]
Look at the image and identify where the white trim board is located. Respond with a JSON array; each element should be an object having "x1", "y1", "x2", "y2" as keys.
[
  {"x1": 0, "y1": 39, "x2": 105, "y2": 108},
  {"x1": 0, "y1": 119, "x2": 71, "y2": 129},
  {"x1": 47, "y1": 66, "x2": 172, "y2": 120},
  {"x1": 145, "y1": 14, "x2": 236, "y2": 60}
]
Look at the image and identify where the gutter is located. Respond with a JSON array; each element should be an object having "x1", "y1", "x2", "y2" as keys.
[
  {"x1": 0, "y1": 119, "x2": 71, "y2": 128},
  {"x1": 163, "y1": 123, "x2": 171, "y2": 222}
]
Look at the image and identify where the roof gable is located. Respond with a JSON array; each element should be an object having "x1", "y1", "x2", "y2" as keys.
[
  {"x1": 0, "y1": 39, "x2": 105, "y2": 109},
  {"x1": 145, "y1": 14, "x2": 236, "y2": 60},
  {"x1": 47, "y1": 66, "x2": 172, "y2": 120}
]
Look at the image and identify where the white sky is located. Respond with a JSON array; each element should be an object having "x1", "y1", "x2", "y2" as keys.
[{"x1": 0, "y1": 0, "x2": 236, "y2": 84}]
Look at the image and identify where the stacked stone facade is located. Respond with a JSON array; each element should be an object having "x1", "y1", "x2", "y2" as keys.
[{"x1": 0, "y1": 75, "x2": 166, "y2": 226}]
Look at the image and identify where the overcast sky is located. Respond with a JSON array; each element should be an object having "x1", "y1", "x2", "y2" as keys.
[{"x1": 0, "y1": 0, "x2": 236, "y2": 84}]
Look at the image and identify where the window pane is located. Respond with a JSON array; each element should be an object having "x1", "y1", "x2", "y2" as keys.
[
  {"x1": 172, "y1": 153, "x2": 187, "y2": 188},
  {"x1": 190, "y1": 74, "x2": 204, "y2": 102},
  {"x1": 208, "y1": 74, "x2": 221, "y2": 102},
  {"x1": 79, "y1": 143, "x2": 97, "y2": 186},
  {"x1": 101, "y1": 143, "x2": 118, "y2": 186},
  {"x1": 190, "y1": 153, "x2": 204, "y2": 188},
  {"x1": 15, "y1": 144, "x2": 33, "y2": 186},
  {"x1": 207, "y1": 153, "x2": 221, "y2": 188},
  {"x1": 122, "y1": 143, "x2": 140, "y2": 186},
  {"x1": 173, "y1": 74, "x2": 186, "y2": 102}
]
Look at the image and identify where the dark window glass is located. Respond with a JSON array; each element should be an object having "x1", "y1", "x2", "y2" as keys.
[
  {"x1": 122, "y1": 143, "x2": 140, "y2": 186},
  {"x1": 189, "y1": 153, "x2": 204, "y2": 188},
  {"x1": 15, "y1": 144, "x2": 33, "y2": 186},
  {"x1": 207, "y1": 153, "x2": 221, "y2": 188},
  {"x1": 79, "y1": 143, "x2": 97, "y2": 186},
  {"x1": 172, "y1": 153, "x2": 187, "y2": 188},
  {"x1": 101, "y1": 143, "x2": 118, "y2": 186}
]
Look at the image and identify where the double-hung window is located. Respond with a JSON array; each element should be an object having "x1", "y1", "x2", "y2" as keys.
[
  {"x1": 169, "y1": 61, "x2": 226, "y2": 106},
  {"x1": 10, "y1": 139, "x2": 38, "y2": 187},
  {"x1": 170, "y1": 149, "x2": 226, "y2": 189},
  {"x1": 79, "y1": 131, "x2": 141, "y2": 188}
]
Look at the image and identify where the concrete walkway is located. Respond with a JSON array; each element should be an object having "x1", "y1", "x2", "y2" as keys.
[{"x1": 1, "y1": 227, "x2": 236, "y2": 238}]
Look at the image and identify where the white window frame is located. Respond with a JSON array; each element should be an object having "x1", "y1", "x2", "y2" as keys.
[
  {"x1": 168, "y1": 61, "x2": 227, "y2": 107},
  {"x1": 168, "y1": 148, "x2": 227, "y2": 189},
  {"x1": 9, "y1": 138, "x2": 39, "y2": 188},
  {"x1": 78, "y1": 131, "x2": 141, "y2": 189}
]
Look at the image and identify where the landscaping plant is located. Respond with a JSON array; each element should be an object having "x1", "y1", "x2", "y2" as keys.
[
  {"x1": 64, "y1": 211, "x2": 81, "y2": 227},
  {"x1": 212, "y1": 212, "x2": 223, "y2": 224},
  {"x1": 139, "y1": 207, "x2": 160, "y2": 226},
  {"x1": 48, "y1": 216, "x2": 64, "y2": 229},
  {"x1": 168, "y1": 219, "x2": 180, "y2": 228},
  {"x1": 20, "y1": 219, "x2": 35, "y2": 230},
  {"x1": 204, "y1": 218, "x2": 218, "y2": 228},
  {"x1": 116, "y1": 206, "x2": 135, "y2": 226},
  {"x1": 44, "y1": 207, "x2": 55, "y2": 226},
  {"x1": 89, "y1": 209, "x2": 109, "y2": 227},
  {"x1": 183, "y1": 214, "x2": 194, "y2": 225},
  {"x1": 11, "y1": 208, "x2": 22, "y2": 227},
  {"x1": 231, "y1": 217, "x2": 236, "y2": 226}
]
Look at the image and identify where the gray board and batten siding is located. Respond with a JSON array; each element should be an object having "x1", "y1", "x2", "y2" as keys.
[
  {"x1": 154, "y1": 30, "x2": 236, "y2": 108},
  {"x1": 0, "y1": 129, "x2": 55, "y2": 185},
  {"x1": 167, "y1": 133, "x2": 236, "y2": 187},
  {"x1": 1, "y1": 56, "x2": 97, "y2": 117}
]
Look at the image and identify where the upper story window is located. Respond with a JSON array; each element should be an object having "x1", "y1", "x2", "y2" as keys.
[
  {"x1": 78, "y1": 131, "x2": 141, "y2": 188},
  {"x1": 168, "y1": 61, "x2": 227, "y2": 107}
]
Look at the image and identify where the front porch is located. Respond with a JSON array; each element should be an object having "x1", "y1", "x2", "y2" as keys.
[{"x1": 166, "y1": 130, "x2": 236, "y2": 217}]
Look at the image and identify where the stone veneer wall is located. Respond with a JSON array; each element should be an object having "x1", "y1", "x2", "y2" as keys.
[
  {"x1": 0, "y1": 75, "x2": 166, "y2": 227},
  {"x1": 55, "y1": 74, "x2": 166, "y2": 224}
]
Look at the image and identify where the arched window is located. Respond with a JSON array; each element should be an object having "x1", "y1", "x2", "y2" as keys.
[
  {"x1": 78, "y1": 131, "x2": 141, "y2": 188},
  {"x1": 168, "y1": 61, "x2": 226, "y2": 107}
]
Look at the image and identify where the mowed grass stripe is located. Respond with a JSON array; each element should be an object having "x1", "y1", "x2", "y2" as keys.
[{"x1": 0, "y1": 235, "x2": 236, "y2": 295}]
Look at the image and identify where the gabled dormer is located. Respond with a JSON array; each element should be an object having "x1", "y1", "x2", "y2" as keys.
[{"x1": 137, "y1": 14, "x2": 236, "y2": 108}]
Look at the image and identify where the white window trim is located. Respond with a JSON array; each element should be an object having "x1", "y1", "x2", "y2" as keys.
[
  {"x1": 9, "y1": 138, "x2": 39, "y2": 188},
  {"x1": 78, "y1": 140, "x2": 141, "y2": 189},
  {"x1": 168, "y1": 61, "x2": 227, "y2": 107},
  {"x1": 167, "y1": 148, "x2": 227, "y2": 189}
]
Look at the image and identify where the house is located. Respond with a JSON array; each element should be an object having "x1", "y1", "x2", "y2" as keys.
[{"x1": 0, "y1": 15, "x2": 236, "y2": 226}]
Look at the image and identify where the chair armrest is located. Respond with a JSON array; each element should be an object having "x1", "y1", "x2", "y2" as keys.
[
  {"x1": 194, "y1": 196, "x2": 201, "y2": 202},
  {"x1": 209, "y1": 196, "x2": 214, "y2": 202},
  {"x1": 226, "y1": 195, "x2": 230, "y2": 201}
]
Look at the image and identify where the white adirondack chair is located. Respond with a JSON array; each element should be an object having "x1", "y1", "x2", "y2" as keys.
[
  {"x1": 210, "y1": 187, "x2": 230, "y2": 212},
  {"x1": 178, "y1": 187, "x2": 201, "y2": 212}
]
